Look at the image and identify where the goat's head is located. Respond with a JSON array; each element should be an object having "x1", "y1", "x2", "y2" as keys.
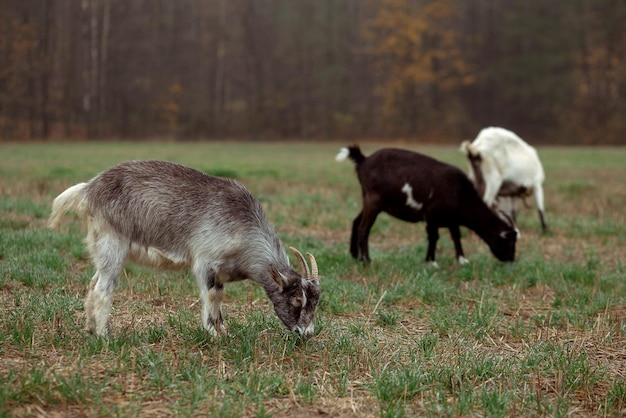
[
  {"x1": 270, "y1": 247, "x2": 321, "y2": 338},
  {"x1": 487, "y1": 226, "x2": 518, "y2": 262},
  {"x1": 494, "y1": 203, "x2": 522, "y2": 236}
]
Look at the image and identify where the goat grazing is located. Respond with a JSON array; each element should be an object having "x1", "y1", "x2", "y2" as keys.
[
  {"x1": 460, "y1": 126, "x2": 547, "y2": 232},
  {"x1": 49, "y1": 160, "x2": 321, "y2": 337},
  {"x1": 336, "y1": 145, "x2": 518, "y2": 266}
]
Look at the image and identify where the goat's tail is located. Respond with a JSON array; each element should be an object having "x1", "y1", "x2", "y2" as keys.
[
  {"x1": 335, "y1": 145, "x2": 366, "y2": 165},
  {"x1": 48, "y1": 182, "x2": 89, "y2": 229},
  {"x1": 459, "y1": 140, "x2": 479, "y2": 158}
]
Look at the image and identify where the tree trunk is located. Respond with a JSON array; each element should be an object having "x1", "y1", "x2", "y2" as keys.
[{"x1": 98, "y1": 0, "x2": 110, "y2": 137}]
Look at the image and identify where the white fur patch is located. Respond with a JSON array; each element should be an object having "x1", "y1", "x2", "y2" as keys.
[
  {"x1": 207, "y1": 287, "x2": 223, "y2": 317},
  {"x1": 129, "y1": 244, "x2": 187, "y2": 270},
  {"x1": 201, "y1": 286, "x2": 226, "y2": 336},
  {"x1": 297, "y1": 322, "x2": 315, "y2": 336},
  {"x1": 300, "y1": 283, "x2": 308, "y2": 308},
  {"x1": 458, "y1": 256, "x2": 470, "y2": 265},
  {"x1": 335, "y1": 147, "x2": 350, "y2": 162},
  {"x1": 401, "y1": 183, "x2": 423, "y2": 210}
]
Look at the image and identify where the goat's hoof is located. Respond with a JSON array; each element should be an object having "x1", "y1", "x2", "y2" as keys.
[
  {"x1": 206, "y1": 322, "x2": 227, "y2": 337},
  {"x1": 357, "y1": 256, "x2": 371, "y2": 265},
  {"x1": 426, "y1": 261, "x2": 439, "y2": 269},
  {"x1": 90, "y1": 328, "x2": 110, "y2": 338},
  {"x1": 91, "y1": 321, "x2": 111, "y2": 337},
  {"x1": 216, "y1": 324, "x2": 228, "y2": 336}
]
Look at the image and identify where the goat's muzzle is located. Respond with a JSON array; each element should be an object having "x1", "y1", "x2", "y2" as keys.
[{"x1": 296, "y1": 322, "x2": 315, "y2": 338}]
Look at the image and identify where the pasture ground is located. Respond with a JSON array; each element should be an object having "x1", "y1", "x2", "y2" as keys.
[{"x1": 1, "y1": 141, "x2": 626, "y2": 417}]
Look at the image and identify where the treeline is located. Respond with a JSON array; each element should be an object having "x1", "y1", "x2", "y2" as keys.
[{"x1": 1, "y1": 0, "x2": 624, "y2": 143}]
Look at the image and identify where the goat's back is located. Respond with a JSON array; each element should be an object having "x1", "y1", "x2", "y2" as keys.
[
  {"x1": 471, "y1": 127, "x2": 545, "y2": 185},
  {"x1": 356, "y1": 148, "x2": 481, "y2": 218},
  {"x1": 358, "y1": 148, "x2": 469, "y2": 191},
  {"x1": 84, "y1": 161, "x2": 272, "y2": 256}
]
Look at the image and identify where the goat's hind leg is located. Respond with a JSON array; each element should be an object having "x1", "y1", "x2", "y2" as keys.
[
  {"x1": 355, "y1": 207, "x2": 380, "y2": 264},
  {"x1": 533, "y1": 184, "x2": 548, "y2": 232},
  {"x1": 193, "y1": 264, "x2": 226, "y2": 336},
  {"x1": 85, "y1": 228, "x2": 127, "y2": 336},
  {"x1": 350, "y1": 212, "x2": 362, "y2": 260}
]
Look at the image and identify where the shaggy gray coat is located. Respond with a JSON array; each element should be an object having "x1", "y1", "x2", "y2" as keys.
[{"x1": 49, "y1": 160, "x2": 320, "y2": 337}]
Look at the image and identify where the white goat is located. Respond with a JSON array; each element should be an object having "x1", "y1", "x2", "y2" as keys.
[
  {"x1": 49, "y1": 160, "x2": 321, "y2": 338},
  {"x1": 460, "y1": 126, "x2": 547, "y2": 232}
]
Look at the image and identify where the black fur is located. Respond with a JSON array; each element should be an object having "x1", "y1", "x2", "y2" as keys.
[{"x1": 341, "y1": 146, "x2": 517, "y2": 264}]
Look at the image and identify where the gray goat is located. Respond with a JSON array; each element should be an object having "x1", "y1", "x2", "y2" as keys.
[{"x1": 49, "y1": 160, "x2": 320, "y2": 337}]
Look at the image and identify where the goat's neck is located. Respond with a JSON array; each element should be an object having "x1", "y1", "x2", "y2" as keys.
[
  {"x1": 459, "y1": 203, "x2": 503, "y2": 240},
  {"x1": 469, "y1": 159, "x2": 486, "y2": 197}
]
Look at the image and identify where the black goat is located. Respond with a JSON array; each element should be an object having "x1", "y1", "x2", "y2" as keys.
[{"x1": 336, "y1": 145, "x2": 518, "y2": 265}]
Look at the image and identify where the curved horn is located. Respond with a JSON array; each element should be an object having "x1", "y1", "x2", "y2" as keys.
[
  {"x1": 306, "y1": 253, "x2": 318, "y2": 282},
  {"x1": 289, "y1": 247, "x2": 310, "y2": 279},
  {"x1": 498, "y1": 209, "x2": 516, "y2": 228}
]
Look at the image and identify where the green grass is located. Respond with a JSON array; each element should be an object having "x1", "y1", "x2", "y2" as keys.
[{"x1": 1, "y1": 141, "x2": 626, "y2": 416}]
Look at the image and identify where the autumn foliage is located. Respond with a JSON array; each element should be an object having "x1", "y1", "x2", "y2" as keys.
[{"x1": 0, "y1": 0, "x2": 624, "y2": 143}]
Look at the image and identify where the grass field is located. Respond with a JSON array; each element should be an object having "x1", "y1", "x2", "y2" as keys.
[{"x1": 1, "y1": 141, "x2": 626, "y2": 417}]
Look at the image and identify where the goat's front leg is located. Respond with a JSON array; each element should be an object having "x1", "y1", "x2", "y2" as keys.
[
  {"x1": 482, "y1": 176, "x2": 503, "y2": 208},
  {"x1": 448, "y1": 225, "x2": 469, "y2": 265},
  {"x1": 425, "y1": 223, "x2": 440, "y2": 267},
  {"x1": 193, "y1": 265, "x2": 226, "y2": 336}
]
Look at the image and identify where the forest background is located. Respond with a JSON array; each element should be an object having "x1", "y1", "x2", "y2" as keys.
[{"x1": 1, "y1": 0, "x2": 624, "y2": 144}]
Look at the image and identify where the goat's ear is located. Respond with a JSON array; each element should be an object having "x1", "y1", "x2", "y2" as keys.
[
  {"x1": 271, "y1": 266, "x2": 288, "y2": 292},
  {"x1": 500, "y1": 230, "x2": 518, "y2": 241}
]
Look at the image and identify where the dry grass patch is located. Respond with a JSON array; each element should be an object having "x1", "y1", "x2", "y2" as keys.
[{"x1": 2, "y1": 142, "x2": 626, "y2": 416}]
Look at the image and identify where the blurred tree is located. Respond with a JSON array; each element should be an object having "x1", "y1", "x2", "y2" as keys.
[
  {"x1": 0, "y1": 0, "x2": 52, "y2": 138},
  {"x1": 497, "y1": 0, "x2": 578, "y2": 136},
  {"x1": 573, "y1": 0, "x2": 626, "y2": 143},
  {"x1": 365, "y1": 0, "x2": 473, "y2": 137},
  {"x1": 459, "y1": 0, "x2": 579, "y2": 139},
  {"x1": 0, "y1": 0, "x2": 624, "y2": 143}
]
